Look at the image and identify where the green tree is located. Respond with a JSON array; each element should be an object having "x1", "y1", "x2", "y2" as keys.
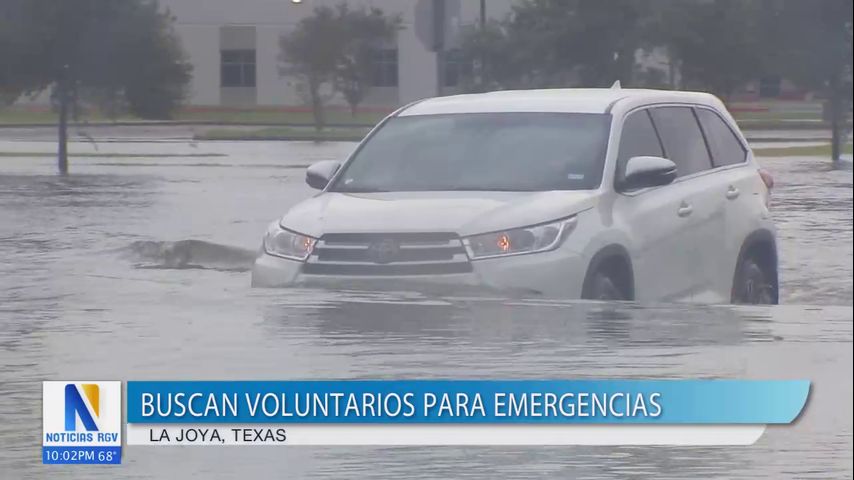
[
  {"x1": 279, "y1": 6, "x2": 343, "y2": 132},
  {"x1": 115, "y1": 2, "x2": 194, "y2": 119},
  {"x1": 279, "y1": 4, "x2": 400, "y2": 129},
  {"x1": 334, "y1": 6, "x2": 401, "y2": 117},
  {"x1": 458, "y1": 0, "x2": 649, "y2": 91},
  {"x1": 0, "y1": 0, "x2": 192, "y2": 173},
  {"x1": 458, "y1": 0, "x2": 851, "y2": 165},
  {"x1": 761, "y1": 0, "x2": 852, "y2": 162},
  {"x1": 0, "y1": 0, "x2": 191, "y2": 117},
  {"x1": 656, "y1": 0, "x2": 763, "y2": 101},
  {"x1": 457, "y1": 21, "x2": 522, "y2": 91}
]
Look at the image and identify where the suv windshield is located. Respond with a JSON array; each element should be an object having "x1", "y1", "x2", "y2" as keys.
[{"x1": 330, "y1": 112, "x2": 611, "y2": 192}]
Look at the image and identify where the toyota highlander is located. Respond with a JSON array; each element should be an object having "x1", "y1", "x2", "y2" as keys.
[{"x1": 251, "y1": 88, "x2": 778, "y2": 304}]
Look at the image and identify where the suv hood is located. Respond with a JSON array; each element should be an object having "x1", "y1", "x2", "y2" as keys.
[{"x1": 280, "y1": 190, "x2": 599, "y2": 237}]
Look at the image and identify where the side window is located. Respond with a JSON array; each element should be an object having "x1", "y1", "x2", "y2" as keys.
[
  {"x1": 616, "y1": 110, "x2": 663, "y2": 183},
  {"x1": 649, "y1": 107, "x2": 713, "y2": 177},
  {"x1": 696, "y1": 109, "x2": 747, "y2": 166}
]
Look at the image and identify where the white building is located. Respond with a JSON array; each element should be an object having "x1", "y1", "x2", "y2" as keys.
[{"x1": 160, "y1": 0, "x2": 517, "y2": 108}]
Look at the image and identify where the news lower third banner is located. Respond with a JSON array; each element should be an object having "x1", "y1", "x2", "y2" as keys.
[{"x1": 124, "y1": 380, "x2": 810, "y2": 446}]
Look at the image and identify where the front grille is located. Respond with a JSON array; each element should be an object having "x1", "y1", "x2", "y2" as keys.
[{"x1": 303, "y1": 232, "x2": 472, "y2": 276}]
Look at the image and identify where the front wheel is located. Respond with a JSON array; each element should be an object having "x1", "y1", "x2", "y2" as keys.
[{"x1": 732, "y1": 257, "x2": 777, "y2": 304}]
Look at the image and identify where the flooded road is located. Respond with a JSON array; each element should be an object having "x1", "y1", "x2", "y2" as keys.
[{"x1": 0, "y1": 139, "x2": 851, "y2": 478}]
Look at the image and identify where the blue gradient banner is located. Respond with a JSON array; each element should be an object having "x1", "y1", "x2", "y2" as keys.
[{"x1": 126, "y1": 380, "x2": 809, "y2": 424}]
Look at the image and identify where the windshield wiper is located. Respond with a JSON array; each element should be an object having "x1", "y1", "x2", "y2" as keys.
[{"x1": 335, "y1": 186, "x2": 540, "y2": 192}]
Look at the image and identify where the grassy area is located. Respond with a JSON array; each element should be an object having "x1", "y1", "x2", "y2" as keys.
[
  {"x1": 1, "y1": 101, "x2": 848, "y2": 133},
  {"x1": 0, "y1": 152, "x2": 226, "y2": 158},
  {"x1": 738, "y1": 121, "x2": 845, "y2": 131},
  {"x1": 176, "y1": 109, "x2": 384, "y2": 125},
  {"x1": 0, "y1": 107, "x2": 386, "y2": 126},
  {"x1": 733, "y1": 111, "x2": 822, "y2": 121},
  {"x1": 729, "y1": 101, "x2": 851, "y2": 130},
  {"x1": 752, "y1": 143, "x2": 853, "y2": 157},
  {"x1": 0, "y1": 109, "x2": 135, "y2": 125},
  {"x1": 195, "y1": 126, "x2": 370, "y2": 141}
]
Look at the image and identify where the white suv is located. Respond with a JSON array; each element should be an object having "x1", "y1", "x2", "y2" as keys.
[{"x1": 252, "y1": 88, "x2": 778, "y2": 304}]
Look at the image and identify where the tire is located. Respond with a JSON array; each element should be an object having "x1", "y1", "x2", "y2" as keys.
[
  {"x1": 732, "y1": 257, "x2": 776, "y2": 304},
  {"x1": 583, "y1": 270, "x2": 626, "y2": 301}
]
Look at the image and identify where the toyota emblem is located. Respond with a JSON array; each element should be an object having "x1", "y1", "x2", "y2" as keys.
[{"x1": 368, "y1": 239, "x2": 400, "y2": 264}]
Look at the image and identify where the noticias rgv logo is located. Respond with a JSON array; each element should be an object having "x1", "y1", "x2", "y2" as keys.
[
  {"x1": 43, "y1": 381, "x2": 122, "y2": 464},
  {"x1": 65, "y1": 383, "x2": 100, "y2": 432}
]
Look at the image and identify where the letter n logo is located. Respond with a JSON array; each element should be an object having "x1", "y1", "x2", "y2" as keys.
[{"x1": 65, "y1": 384, "x2": 99, "y2": 431}]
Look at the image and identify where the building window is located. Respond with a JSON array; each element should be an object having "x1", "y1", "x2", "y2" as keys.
[
  {"x1": 221, "y1": 49, "x2": 256, "y2": 87},
  {"x1": 370, "y1": 49, "x2": 398, "y2": 87}
]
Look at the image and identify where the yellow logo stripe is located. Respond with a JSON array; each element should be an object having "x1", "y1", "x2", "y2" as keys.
[{"x1": 81, "y1": 384, "x2": 100, "y2": 417}]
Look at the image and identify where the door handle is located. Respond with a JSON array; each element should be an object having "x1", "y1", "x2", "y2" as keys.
[
  {"x1": 726, "y1": 185, "x2": 740, "y2": 200},
  {"x1": 677, "y1": 202, "x2": 693, "y2": 217}
]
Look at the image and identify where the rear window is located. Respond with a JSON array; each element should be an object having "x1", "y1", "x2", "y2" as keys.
[
  {"x1": 696, "y1": 108, "x2": 747, "y2": 166},
  {"x1": 649, "y1": 107, "x2": 713, "y2": 177}
]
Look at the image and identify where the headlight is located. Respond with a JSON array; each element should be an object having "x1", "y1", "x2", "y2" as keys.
[
  {"x1": 263, "y1": 224, "x2": 316, "y2": 261},
  {"x1": 463, "y1": 217, "x2": 577, "y2": 259}
]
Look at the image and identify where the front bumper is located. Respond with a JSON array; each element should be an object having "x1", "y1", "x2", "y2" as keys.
[{"x1": 250, "y1": 248, "x2": 587, "y2": 298}]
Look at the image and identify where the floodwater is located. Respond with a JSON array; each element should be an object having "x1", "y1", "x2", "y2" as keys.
[{"x1": 0, "y1": 135, "x2": 851, "y2": 479}]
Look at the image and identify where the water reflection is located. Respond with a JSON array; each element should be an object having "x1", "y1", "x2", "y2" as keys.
[{"x1": 258, "y1": 294, "x2": 756, "y2": 351}]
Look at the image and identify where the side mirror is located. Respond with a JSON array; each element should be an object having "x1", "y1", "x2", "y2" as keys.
[
  {"x1": 620, "y1": 156, "x2": 677, "y2": 191},
  {"x1": 305, "y1": 160, "x2": 341, "y2": 190}
]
